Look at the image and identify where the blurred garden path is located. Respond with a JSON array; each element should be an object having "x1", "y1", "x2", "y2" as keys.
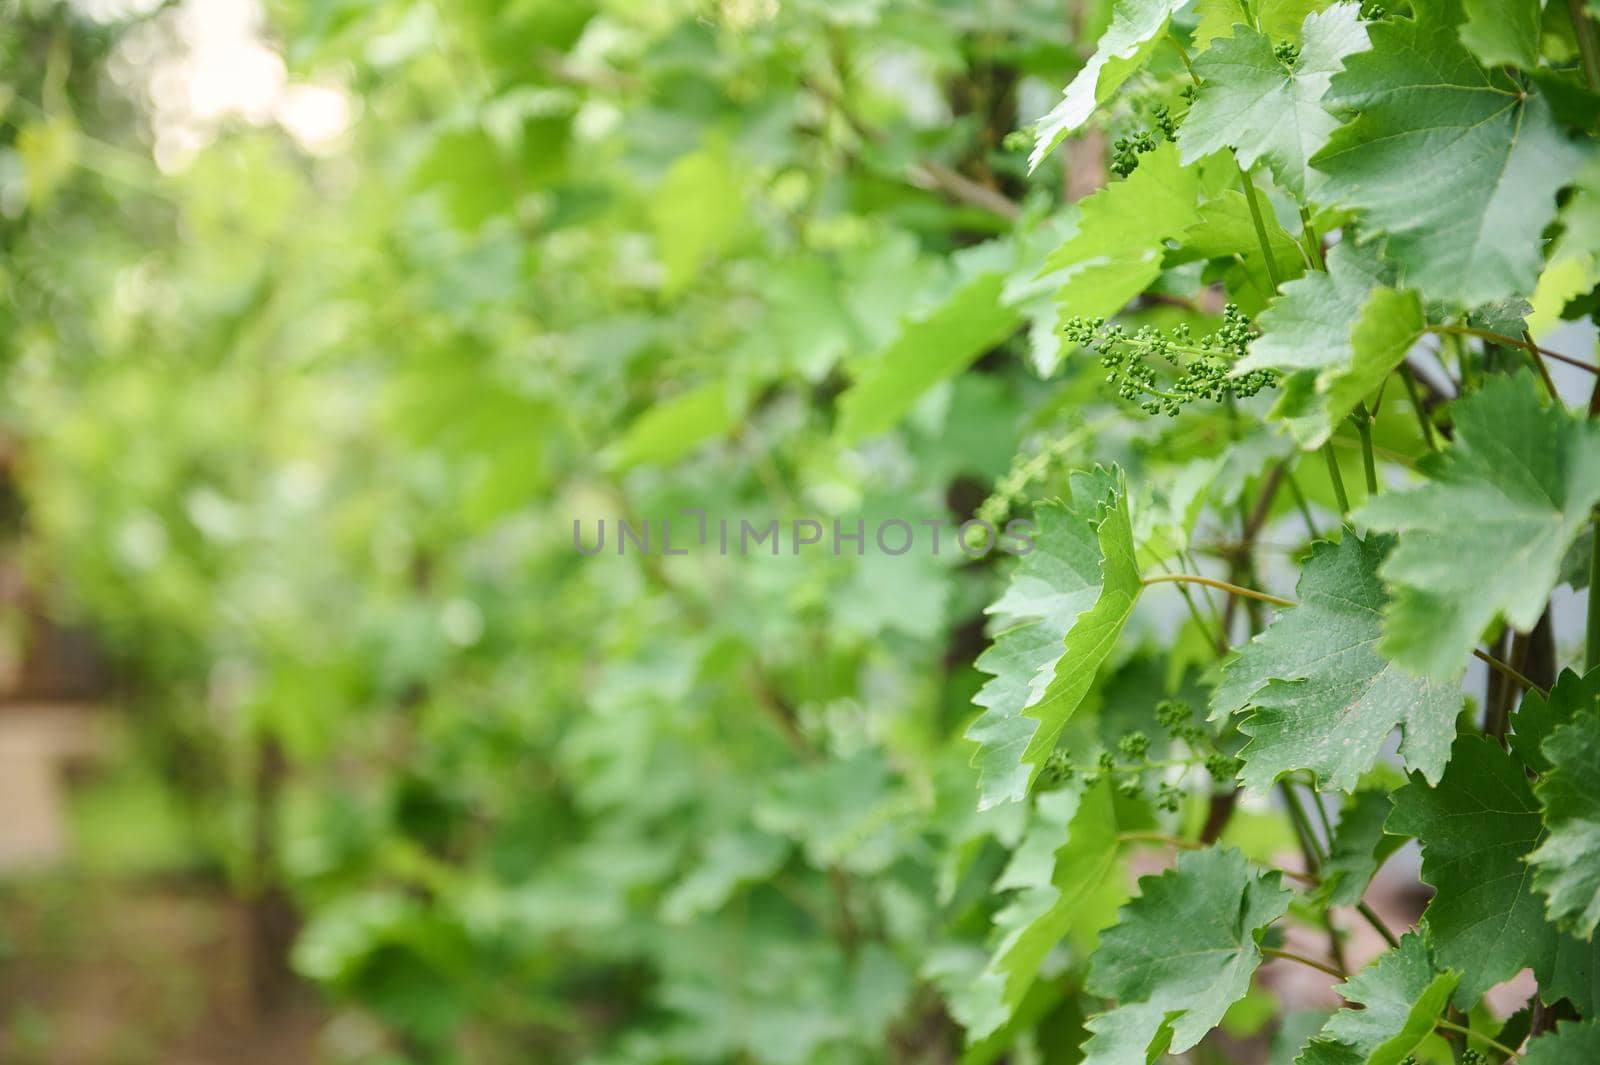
[{"x1": 0, "y1": 705, "x2": 106, "y2": 870}]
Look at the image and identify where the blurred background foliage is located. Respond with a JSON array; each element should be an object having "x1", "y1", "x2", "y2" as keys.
[{"x1": 0, "y1": 0, "x2": 1430, "y2": 1062}]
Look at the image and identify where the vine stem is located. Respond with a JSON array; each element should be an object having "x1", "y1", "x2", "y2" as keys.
[
  {"x1": 1285, "y1": 470, "x2": 1320, "y2": 539},
  {"x1": 1571, "y1": 0, "x2": 1600, "y2": 91},
  {"x1": 1323, "y1": 444, "x2": 1351, "y2": 516},
  {"x1": 1350, "y1": 403, "x2": 1379, "y2": 495},
  {"x1": 1117, "y1": 831, "x2": 1201, "y2": 850},
  {"x1": 1173, "y1": 570, "x2": 1230, "y2": 655},
  {"x1": 1306, "y1": 782, "x2": 1336, "y2": 844},
  {"x1": 1398, "y1": 363, "x2": 1437, "y2": 451},
  {"x1": 1182, "y1": 549, "x2": 1231, "y2": 649},
  {"x1": 1166, "y1": 33, "x2": 1200, "y2": 83},
  {"x1": 1147, "y1": 576, "x2": 1548, "y2": 694},
  {"x1": 1238, "y1": 163, "x2": 1284, "y2": 291},
  {"x1": 1261, "y1": 947, "x2": 1345, "y2": 979},
  {"x1": 1298, "y1": 206, "x2": 1326, "y2": 271},
  {"x1": 1471, "y1": 648, "x2": 1549, "y2": 699},
  {"x1": 1281, "y1": 780, "x2": 1350, "y2": 972},
  {"x1": 1428, "y1": 324, "x2": 1599, "y2": 374},
  {"x1": 1358, "y1": 902, "x2": 1401, "y2": 949},
  {"x1": 1279, "y1": 782, "x2": 1325, "y2": 871},
  {"x1": 1142, "y1": 574, "x2": 1295, "y2": 608},
  {"x1": 1435, "y1": 1017, "x2": 1522, "y2": 1060},
  {"x1": 1526, "y1": 330, "x2": 1561, "y2": 399}
]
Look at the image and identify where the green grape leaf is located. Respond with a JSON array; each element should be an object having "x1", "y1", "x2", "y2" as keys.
[
  {"x1": 1333, "y1": 287, "x2": 1425, "y2": 412},
  {"x1": 661, "y1": 829, "x2": 789, "y2": 923},
  {"x1": 611, "y1": 379, "x2": 746, "y2": 469},
  {"x1": 1238, "y1": 242, "x2": 1423, "y2": 445},
  {"x1": 1387, "y1": 735, "x2": 1564, "y2": 1005},
  {"x1": 1293, "y1": 934, "x2": 1460, "y2": 1065},
  {"x1": 1194, "y1": 0, "x2": 1326, "y2": 47},
  {"x1": 1318, "y1": 786, "x2": 1406, "y2": 908},
  {"x1": 1044, "y1": 144, "x2": 1202, "y2": 319},
  {"x1": 1548, "y1": 934, "x2": 1600, "y2": 1015},
  {"x1": 968, "y1": 468, "x2": 1140, "y2": 807},
  {"x1": 1532, "y1": 821, "x2": 1600, "y2": 944},
  {"x1": 1530, "y1": 707, "x2": 1600, "y2": 938},
  {"x1": 968, "y1": 780, "x2": 1127, "y2": 1038},
  {"x1": 1210, "y1": 534, "x2": 1463, "y2": 791},
  {"x1": 1171, "y1": 189, "x2": 1307, "y2": 278},
  {"x1": 1314, "y1": 286, "x2": 1426, "y2": 448},
  {"x1": 1512, "y1": 668, "x2": 1600, "y2": 775},
  {"x1": 1081, "y1": 846, "x2": 1292, "y2": 1063},
  {"x1": 1238, "y1": 241, "x2": 1390, "y2": 377},
  {"x1": 1522, "y1": 1019, "x2": 1600, "y2": 1064},
  {"x1": 836, "y1": 268, "x2": 1021, "y2": 444},
  {"x1": 1356, "y1": 373, "x2": 1600, "y2": 680},
  {"x1": 1532, "y1": 156, "x2": 1600, "y2": 336},
  {"x1": 755, "y1": 751, "x2": 906, "y2": 874},
  {"x1": 650, "y1": 143, "x2": 748, "y2": 296},
  {"x1": 1180, "y1": 3, "x2": 1370, "y2": 198},
  {"x1": 1030, "y1": 0, "x2": 1187, "y2": 170},
  {"x1": 1021, "y1": 479, "x2": 1140, "y2": 775},
  {"x1": 1459, "y1": 0, "x2": 1542, "y2": 69},
  {"x1": 1311, "y1": 0, "x2": 1588, "y2": 306}
]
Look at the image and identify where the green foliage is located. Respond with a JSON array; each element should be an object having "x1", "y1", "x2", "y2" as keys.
[
  {"x1": 1358, "y1": 374, "x2": 1600, "y2": 679},
  {"x1": 1313, "y1": 0, "x2": 1587, "y2": 304},
  {"x1": 968, "y1": 469, "x2": 1139, "y2": 807},
  {"x1": 1530, "y1": 704, "x2": 1600, "y2": 937},
  {"x1": 1521, "y1": 1020, "x2": 1600, "y2": 1064},
  {"x1": 1295, "y1": 935, "x2": 1459, "y2": 1065},
  {"x1": 1044, "y1": 142, "x2": 1202, "y2": 318},
  {"x1": 6, "y1": 0, "x2": 1600, "y2": 1061},
  {"x1": 1317, "y1": 786, "x2": 1406, "y2": 908},
  {"x1": 837, "y1": 253, "x2": 1021, "y2": 444},
  {"x1": 1181, "y1": 3, "x2": 1369, "y2": 197},
  {"x1": 1212, "y1": 534, "x2": 1463, "y2": 791},
  {"x1": 1388, "y1": 736, "x2": 1571, "y2": 1006},
  {"x1": 1194, "y1": 0, "x2": 1327, "y2": 46},
  {"x1": 966, "y1": 779, "x2": 1127, "y2": 1038},
  {"x1": 1459, "y1": 0, "x2": 1544, "y2": 69},
  {"x1": 1031, "y1": 0, "x2": 1188, "y2": 169},
  {"x1": 1080, "y1": 847, "x2": 1291, "y2": 1062}
]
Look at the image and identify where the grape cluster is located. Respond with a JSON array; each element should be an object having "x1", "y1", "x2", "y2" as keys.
[
  {"x1": 1274, "y1": 40, "x2": 1300, "y2": 65},
  {"x1": 1205, "y1": 751, "x2": 1244, "y2": 782},
  {"x1": 1002, "y1": 128, "x2": 1034, "y2": 153},
  {"x1": 1037, "y1": 749, "x2": 1076, "y2": 788},
  {"x1": 1064, "y1": 305, "x2": 1277, "y2": 416},
  {"x1": 1360, "y1": 1, "x2": 1387, "y2": 18},
  {"x1": 977, "y1": 426, "x2": 1081, "y2": 526},
  {"x1": 1038, "y1": 699, "x2": 1245, "y2": 809},
  {"x1": 1110, "y1": 102, "x2": 1182, "y2": 178},
  {"x1": 1155, "y1": 698, "x2": 1201, "y2": 741},
  {"x1": 1037, "y1": 739, "x2": 1143, "y2": 794},
  {"x1": 1111, "y1": 130, "x2": 1158, "y2": 177},
  {"x1": 1151, "y1": 103, "x2": 1179, "y2": 141},
  {"x1": 1157, "y1": 699, "x2": 1243, "y2": 782}
]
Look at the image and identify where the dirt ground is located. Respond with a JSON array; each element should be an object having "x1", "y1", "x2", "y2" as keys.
[{"x1": 0, "y1": 879, "x2": 325, "y2": 1065}]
